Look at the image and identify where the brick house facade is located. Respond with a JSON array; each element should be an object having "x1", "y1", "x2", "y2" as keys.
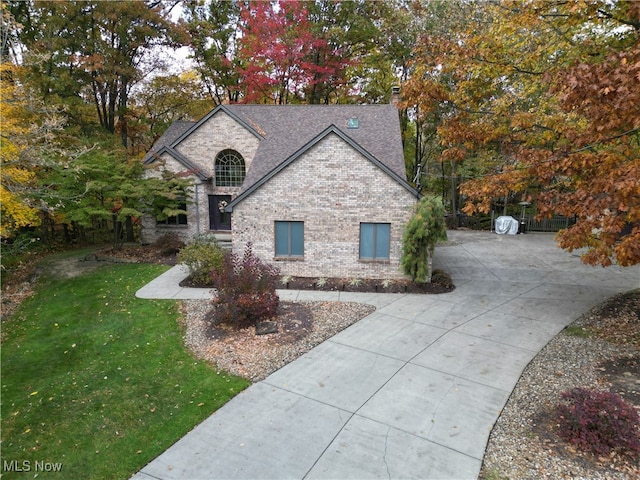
[{"x1": 142, "y1": 104, "x2": 419, "y2": 279}]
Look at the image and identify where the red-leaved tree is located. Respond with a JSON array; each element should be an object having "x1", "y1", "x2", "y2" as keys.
[{"x1": 235, "y1": 0, "x2": 350, "y2": 104}]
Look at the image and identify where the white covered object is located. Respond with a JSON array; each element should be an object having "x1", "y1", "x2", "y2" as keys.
[{"x1": 495, "y1": 216, "x2": 519, "y2": 235}]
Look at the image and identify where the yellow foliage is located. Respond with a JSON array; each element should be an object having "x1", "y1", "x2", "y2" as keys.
[
  {"x1": 1, "y1": 62, "x2": 42, "y2": 237},
  {"x1": 0, "y1": 186, "x2": 39, "y2": 237}
]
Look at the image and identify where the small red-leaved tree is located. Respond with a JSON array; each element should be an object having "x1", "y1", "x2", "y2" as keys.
[{"x1": 211, "y1": 243, "x2": 280, "y2": 330}]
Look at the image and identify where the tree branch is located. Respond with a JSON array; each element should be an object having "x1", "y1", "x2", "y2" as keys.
[{"x1": 597, "y1": 8, "x2": 640, "y2": 32}]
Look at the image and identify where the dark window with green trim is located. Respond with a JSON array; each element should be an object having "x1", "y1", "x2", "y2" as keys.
[
  {"x1": 359, "y1": 223, "x2": 390, "y2": 259},
  {"x1": 275, "y1": 221, "x2": 304, "y2": 257}
]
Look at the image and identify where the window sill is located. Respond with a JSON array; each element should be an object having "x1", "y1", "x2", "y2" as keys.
[
  {"x1": 274, "y1": 256, "x2": 305, "y2": 262},
  {"x1": 358, "y1": 258, "x2": 390, "y2": 264}
]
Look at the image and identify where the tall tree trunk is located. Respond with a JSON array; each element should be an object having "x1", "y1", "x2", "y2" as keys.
[
  {"x1": 450, "y1": 161, "x2": 458, "y2": 227},
  {"x1": 125, "y1": 216, "x2": 134, "y2": 243},
  {"x1": 119, "y1": 76, "x2": 128, "y2": 148}
]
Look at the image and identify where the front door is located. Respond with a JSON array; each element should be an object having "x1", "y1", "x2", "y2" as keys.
[{"x1": 209, "y1": 195, "x2": 232, "y2": 231}]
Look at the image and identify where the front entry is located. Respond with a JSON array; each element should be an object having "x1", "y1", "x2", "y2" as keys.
[{"x1": 209, "y1": 195, "x2": 232, "y2": 231}]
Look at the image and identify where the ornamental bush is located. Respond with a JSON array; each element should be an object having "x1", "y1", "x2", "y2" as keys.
[
  {"x1": 154, "y1": 233, "x2": 185, "y2": 256},
  {"x1": 555, "y1": 387, "x2": 640, "y2": 457},
  {"x1": 177, "y1": 233, "x2": 226, "y2": 286},
  {"x1": 401, "y1": 197, "x2": 448, "y2": 283},
  {"x1": 211, "y1": 243, "x2": 280, "y2": 329}
]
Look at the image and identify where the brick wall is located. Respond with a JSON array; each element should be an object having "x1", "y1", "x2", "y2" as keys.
[
  {"x1": 175, "y1": 110, "x2": 260, "y2": 183},
  {"x1": 141, "y1": 111, "x2": 259, "y2": 244},
  {"x1": 231, "y1": 133, "x2": 418, "y2": 279}
]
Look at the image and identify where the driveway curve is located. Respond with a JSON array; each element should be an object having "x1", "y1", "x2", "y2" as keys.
[{"x1": 133, "y1": 231, "x2": 638, "y2": 480}]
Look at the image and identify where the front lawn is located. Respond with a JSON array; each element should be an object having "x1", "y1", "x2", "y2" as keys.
[{"x1": 1, "y1": 263, "x2": 250, "y2": 479}]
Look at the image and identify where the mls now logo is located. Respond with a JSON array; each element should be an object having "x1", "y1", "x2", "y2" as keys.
[{"x1": 3, "y1": 460, "x2": 63, "y2": 473}]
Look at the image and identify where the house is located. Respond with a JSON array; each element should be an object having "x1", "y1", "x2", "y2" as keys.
[{"x1": 142, "y1": 101, "x2": 419, "y2": 279}]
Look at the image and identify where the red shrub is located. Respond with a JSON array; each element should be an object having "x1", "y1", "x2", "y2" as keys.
[
  {"x1": 555, "y1": 387, "x2": 640, "y2": 457},
  {"x1": 211, "y1": 243, "x2": 280, "y2": 329}
]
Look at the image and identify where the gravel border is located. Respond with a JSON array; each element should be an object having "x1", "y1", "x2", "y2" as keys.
[
  {"x1": 182, "y1": 299, "x2": 375, "y2": 382},
  {"x1": 480, "y1": 291, "x2": 640, "y2": 480}
]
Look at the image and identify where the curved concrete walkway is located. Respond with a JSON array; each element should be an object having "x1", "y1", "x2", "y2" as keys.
[{"x1": 133, "y1": 231, "x2": 638, "y2": 480}]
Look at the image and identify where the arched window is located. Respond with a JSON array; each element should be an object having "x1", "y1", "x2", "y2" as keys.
[{"x1": 215, "y1": 149, "x2": 245, "y2": 187}]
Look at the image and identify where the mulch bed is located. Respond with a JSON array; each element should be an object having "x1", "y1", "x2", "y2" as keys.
[
  {"x1": 97, "y1": 244, "x2": 455, "y2": 294},
  {"x1": 275, "y1": 274, "x2": 453, "y2": 294},
  {"x1": 203, "y1": 301, "x2": 315, "y2": 345},
  {"x1": 97, "y1": 245, "x2": 178, "y2": 265},
  {"x1": 180, "y1": 272, "x2": 454, "y2": 294}
]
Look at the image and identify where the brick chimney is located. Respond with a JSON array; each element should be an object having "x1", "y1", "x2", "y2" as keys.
[{"x1": 391, "y1": 86, "x2": 401, "y2": 107}]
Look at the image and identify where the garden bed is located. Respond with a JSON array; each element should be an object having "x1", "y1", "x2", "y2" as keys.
[{"x1": 180, "y1": 270, "x2": 454, "y2": 294}]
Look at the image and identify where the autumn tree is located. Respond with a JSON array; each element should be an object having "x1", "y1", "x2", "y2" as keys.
[
  {"x1": 8, "y1": 0, "x2": 182, "y2": 147},
  {"x1": 129, "y1": 70, "x2": 211, "y2": 155},
  {"x1": 181, "y1": 0, "x2": 243, "y2": 105},
  {"x1": 235, "y1": 0, "x2": 351, "y2": 104},
  {"x1": 304, "y1": 0, "x2": 386, "y2": 104},
  {"x1": 541, "y1": 31, "x2": 640, "y2": 266},
  {"x1": 0, "y1": 62, "x2": 67, "y2": 238},
  {"x1": 404, "y1": 0, "x2": 640, "y2": 266},
  {"x1": 182, "y1": 0, "x2": 415, "y2": 106}
]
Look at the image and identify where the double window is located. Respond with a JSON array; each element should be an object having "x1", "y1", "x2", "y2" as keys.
[
  {"x1": 215, "y1": 149, "x2": 245, "y2": 187},
  {"x1": 275, "y1": 221, "x2": 304, "y2": 258},
  {"x1": 359, "y1": 223, "x2": 390, "y2": 260},
  {"x1": 274, "y1": 221, "x2": 390, "y2": 260}
]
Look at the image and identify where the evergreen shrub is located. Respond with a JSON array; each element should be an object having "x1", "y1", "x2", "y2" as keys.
[{"x1": 401, "y1": 197, "x2": 448, "y2": 283}]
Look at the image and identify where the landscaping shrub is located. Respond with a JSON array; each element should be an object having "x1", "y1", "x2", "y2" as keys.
[
  {"x1": 402, "y1": 196, "x2": 448, "y2": 283},
  {"x1": 211, "y1": 243, "x2": 280, "y2": 329},
  {"x1": 154, "y1": 233, "x2": 185, "y2": 256},
  {"x1": 177, "y1": 233, "x2": 225, "y2": 285},
  {"x1": 555, "y1": 387, "x2": 640, "y2": 457}
]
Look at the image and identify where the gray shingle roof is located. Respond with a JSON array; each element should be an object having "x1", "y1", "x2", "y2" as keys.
[
  {"x1": 224, "y1": 104, "x2": 407, "y2": 192},
  {"x1": 142, "y1": 121, "x2": 195, "y2": 164},
  {"x1": 225, "y1": 124, "x2": 418, "y2": 211},
  {"x1": 144, "y1": 104, "x2": 412, "y2": 195}
]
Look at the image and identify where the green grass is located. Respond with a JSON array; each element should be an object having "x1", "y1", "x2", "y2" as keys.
[
  {"x1": 480, "y1": 469, "x2": 510, "y2": 480},
  {"x1": 563, "y1": 325, "x2": 594, "y2": 338},
  {"x1": 1, "y1": 263, "x2": 250, "y2": 479}
]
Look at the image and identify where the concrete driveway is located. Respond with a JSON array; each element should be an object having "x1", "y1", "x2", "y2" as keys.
[{"x1": 133, "y1": 230, "x2": 638, "y2": 479}]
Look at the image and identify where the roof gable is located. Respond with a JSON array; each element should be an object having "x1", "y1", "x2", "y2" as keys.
[
  {"x1": 142, "y1": 120, "x2": 195, "y2": 164},
  {"x1": 169, "y1": 105, "x2": 264, "y2": 149},
  {"x1": 226, "y1": 125, "x2": 418, "y2": 211},
  {"x1": 225, "y1": 104, "x2": 407, "y2": 191},
  {"x1": 145, "y1": 145, "x2": 210, "y2": 181}
]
